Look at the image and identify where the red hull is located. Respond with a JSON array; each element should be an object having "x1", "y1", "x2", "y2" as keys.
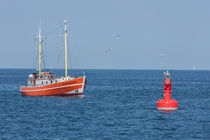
[
  {"x1": 20, "y1": 77, "x2": 86, "y2": 96},
  {"x1": 157, "y1": 99, "x2": 178, "y2": 111}
]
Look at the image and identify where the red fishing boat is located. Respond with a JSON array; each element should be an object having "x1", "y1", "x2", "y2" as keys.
[{"x1": 20, "y1": 20, "x2": 87, "y2": 96}]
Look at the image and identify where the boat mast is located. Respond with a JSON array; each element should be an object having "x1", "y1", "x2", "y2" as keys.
[
  {"x1": 64, "y1": 19, "x2": 68, "y2": 77},
  {"x1": 38, "y1": 28, "x2": 42, "y2": 75}
]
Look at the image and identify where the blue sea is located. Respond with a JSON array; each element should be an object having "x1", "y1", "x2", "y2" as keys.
[{"x1": 0, "y1": 69, "x2": 210, "y2": 139}]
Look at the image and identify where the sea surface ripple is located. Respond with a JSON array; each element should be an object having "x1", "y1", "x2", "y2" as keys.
[{"x1": 0, "y1": 69, "x2": 210, "y2": 139}]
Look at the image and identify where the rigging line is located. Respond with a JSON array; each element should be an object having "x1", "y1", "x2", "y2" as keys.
[
  {"x1": 55, "y1": 33, "x2": 66, "y2": 70},
  {"x1": 42, "y1": 50, "x2": 45, "y2": 70},
  {"x1": 44, "y1": 38, "x2": 48, "y2": 70},
  {"x1": 32, "y1": 37, "x2": 36, "y2": 69},
  {"x1": 42, "y1": 39, "x2": 46, "y2": 70},
  {"x1": 55, "y1": 46, "x2": 63, "y2": 69},
  {"x1": 55, "y1": 32, "x2": 65, "y2": 69},
  {"x1": 65, "y1": 22, "x2": 73, "y2": 75},
  {"x1": 45, "y1": 38, "x2": 48, "y2": 70},
  {"x1": 55, "y1": 33, "x2": 64, "y2": 69},
  {"x1": 67, "y1": 40, "x2": 72, "y2": 74},
  {"x1": 34, "y1": 38, "x2": 38, "y2": 70}
]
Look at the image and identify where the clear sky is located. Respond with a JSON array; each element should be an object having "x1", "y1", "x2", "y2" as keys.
[{"x1": 0, "y1": 0, "x2": 210, "y2": 70}]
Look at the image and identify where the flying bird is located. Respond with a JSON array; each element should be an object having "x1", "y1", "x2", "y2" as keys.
[
  {"x1": 160, "y1": 53, "x2": 165, "y2": 57},
  {"x1": 116, "y1": 34, "x2": 120, "y2": 39},
  {"x1": 105, "y1": 49, "x2": 112, "y2": 53}
]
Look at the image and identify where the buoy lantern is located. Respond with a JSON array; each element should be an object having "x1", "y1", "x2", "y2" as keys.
[{"x1": 157, "y1": 71, "x2": 178, "y2": 111}]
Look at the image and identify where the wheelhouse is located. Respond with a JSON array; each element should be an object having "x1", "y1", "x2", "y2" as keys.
[{"x1": 27, "y1": 72, "x2": 57, "y2": 87}]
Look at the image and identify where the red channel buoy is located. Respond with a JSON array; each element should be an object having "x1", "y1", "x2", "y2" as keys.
[{"x1": 157, "y1": 71, "x2": 178, "y2": 111}]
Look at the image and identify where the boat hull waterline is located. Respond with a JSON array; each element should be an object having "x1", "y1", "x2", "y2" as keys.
[{"x1": 20, "y1": 76, "x2": 86, "y2": 96}]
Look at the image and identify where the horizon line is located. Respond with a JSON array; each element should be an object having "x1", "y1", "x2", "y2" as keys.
[{"x1": 0, "y1": 68, "x2": 209, "y2": 71}]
